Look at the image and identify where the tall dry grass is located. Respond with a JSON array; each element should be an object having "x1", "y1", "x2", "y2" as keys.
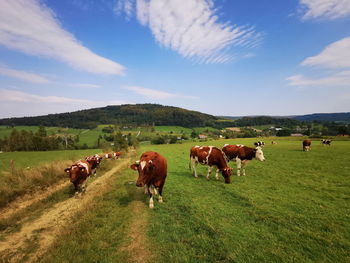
[{"x1": 0, "y1": 161, "x2": 71, "y2": 208}]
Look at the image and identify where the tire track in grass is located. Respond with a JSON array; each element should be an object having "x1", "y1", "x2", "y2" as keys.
[{"x1": 0, "y1": 152, "x2": 135, "y2": 263}]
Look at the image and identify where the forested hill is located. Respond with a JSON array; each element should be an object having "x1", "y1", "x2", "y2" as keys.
[
  {"x1": 291, "y1": 112, "x2": 350, "y2": 122},
  {"x1": 0, "y1": 104, "x2": 218, "y2": 128}
]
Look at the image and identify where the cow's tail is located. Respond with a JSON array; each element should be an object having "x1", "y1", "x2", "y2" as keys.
[{"x1": 189, "y1": 156, "x2": 193, "y2": 171}]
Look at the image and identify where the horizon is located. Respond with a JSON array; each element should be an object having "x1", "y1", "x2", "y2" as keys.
[{"x1": 1, "y1": 0, "x2": 350, "y2": 118}]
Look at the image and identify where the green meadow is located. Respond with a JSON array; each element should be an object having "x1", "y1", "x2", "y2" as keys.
[{"x1": 39, "y1": 138, "x2": 350, "y2": 262}]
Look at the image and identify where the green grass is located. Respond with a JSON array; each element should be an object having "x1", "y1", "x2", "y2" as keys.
[
  {"x1": 0, "y1": 149, "x2": 101, "y2": 171},
  {"x1": 33, "y1": 138, "x2": 350, "y2": 262}
]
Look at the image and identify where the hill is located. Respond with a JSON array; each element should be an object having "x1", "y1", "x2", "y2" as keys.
[
  {"x1": 291, "y1": 112, "x2": 350, "y2": 122},
  {"x1": 0, "y1": 104, "x2": 218, "y2": 128}
]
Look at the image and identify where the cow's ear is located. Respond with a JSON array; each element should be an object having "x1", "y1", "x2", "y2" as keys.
[{"x1": 130, "y1": 164, "x2": 139, "y2": 170}]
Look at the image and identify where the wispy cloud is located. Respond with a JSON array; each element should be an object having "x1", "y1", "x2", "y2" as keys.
[
  {"x1": 0, "y1": 65, "x2": 50, "y2": 83},
  {"x1": 299, "y1": 0, "x2": 350, "y2": 20},
  {"x1": 124, "y1": 86, "x2": 198, "y2": 99},
  {"x1": 301, "y1": 36, "x2": 350, "y2": 69},
  {"x1": 0, "y1": 0, "x2": 125, "y2": 75},
  {"x1": 116, "y1": 0, "x2": 262, "y2": 64},
  {"x1": 0, "y1": 88, "x2": 129, "y2": 118},
  {"x1": 69, "y1": 83, "x2": 101, "y2": 89},
  {"x1": 287, "y1": 36, "x2": 350, "y2": 88},
  {"x1": 287, "y1": 70, "x2": 350, "y2": 88}
]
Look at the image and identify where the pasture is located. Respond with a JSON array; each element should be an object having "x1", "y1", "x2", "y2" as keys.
[{"x1": 37, "y1": 138, "x2": 350, "y2": 262}]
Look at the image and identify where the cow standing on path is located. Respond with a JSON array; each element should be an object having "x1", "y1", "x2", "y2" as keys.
[
  {"x1": 190, "y1": 146, "x2": 232, "y2": 183},
  {"x1": 130, "y1": 151, "x2": 167, "y2": 209},
  {"x1": 222, "y1": 144, "x2": 265, "y2": 176},
  {"x1": 303, "y1": 139, "x2": 312, "y2": 151},
  {"x1": 64, "y1": 160, "x2": 92, "y2": 194},
  {"x1": 85, "y1": 154, "x2": 102, "y2": 176}
]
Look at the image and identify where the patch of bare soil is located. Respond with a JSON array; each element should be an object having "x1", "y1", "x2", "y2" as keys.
[
  {"x1": 0, "y1": 180, "x2": 70, "y2": 221},
  {"x1": 0, "y1": 153, "x2": 135, "y2": 263}
]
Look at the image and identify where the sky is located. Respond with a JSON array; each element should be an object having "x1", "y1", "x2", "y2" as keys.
[{"x1": 0, "y1": 0, "x2": 350, "y2": 118}]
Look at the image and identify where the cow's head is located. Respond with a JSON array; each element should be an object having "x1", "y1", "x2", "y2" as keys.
[
  {"x1": 64, "y1": 165, "x2": 86, "y2": 183},
  {"x1": 255, "y1": 146, "x2": 265, "y2": 161},
  {"x1": 130, "y1": 159, "x2": 154, "y2": 187},
  {"x1": 221, "y1": 167, "x2": 232, "y2": 184}
]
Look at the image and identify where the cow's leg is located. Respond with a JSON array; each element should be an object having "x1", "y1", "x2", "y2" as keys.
[
  {"x1": 206, "y1": 166, "x2": 213, "y2": 180},
  {"x1": 215, "y1": 168, "x2": 220, "y2": 180},
  {"x1": 144, "y1": 184, "x2": 148, "y2": 194},
  {"x1": 236, "y1": 158, "x2": 241, "y2": 176},
  {"x1": 242, "y1": 160, "x2": 249, "y2": 176},
  {"x1": 191, "y1": 157, "x2": 198, "y2": 177},
  {"x1": 148, "y1": 186, "x2": 154, "y2": 209},
  {"x1": 158, "y1": 185, "x2": 164, "y2": 203}
]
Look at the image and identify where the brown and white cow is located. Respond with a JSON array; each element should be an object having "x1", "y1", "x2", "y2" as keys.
[
  {"x1": 222, "y1": 144, "x2": 265, "y2": 176},
  {"x1": 271, "y1": 141, "x2": 277, "y2": 145},
  {"x1": 64, "y1": 160, "x2": 92, "y2": 194},
  {"x1": 104, "y1": 152, "x2": 121, "y2": 160},
  {"x1": 85, "y1": 154, "x2": 102, "y2": 176},
  {"x1": 190, "y1": 146, "x2": 232, "y2": 183},
  {"x1": 130, "y1": 151, "x2": 167, "y2": 208},
  {"x1": 303, "y1": 139, "x2": 311, "y2": 151}
]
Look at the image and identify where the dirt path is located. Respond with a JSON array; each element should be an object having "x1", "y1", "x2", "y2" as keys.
[
  {"x1": 0, "y1": 180, "x2": 70, "y2": 221},
  {"x1": 120, "y1": 190, "x2": 152, "y2": 263},
  {"x1": 0, "y1": 153, "x2": 135, "y2": 263}
]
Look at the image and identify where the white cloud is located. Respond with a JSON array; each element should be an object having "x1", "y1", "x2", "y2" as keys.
[
  {"x1": 69, "y1": 83, "x2": 101, "y2": 89},
  {"x1": 287, "y1": 70, "x2": 350, "y2": 87},
  {"x1": 0, "y1": 88, "x2": 129, "y2": 118},
  {"x1": 0, "y1": 0, "x2": 125, "y2": 75},
  {"x1": 300, "y1": 0, "x2": 350, "y2": 20},
  {"x1": 302, "y1": 37, "x2": 350, "y2": 69},
  {"x1": 0, "y1": 65, "x2": 50, "y2": 83},
  {"x1": 124, "y1": 85, "x2": 198, "y2": 99},
  {"x1": 117, "y1": 0, "x2": 261, "y2": 63}
]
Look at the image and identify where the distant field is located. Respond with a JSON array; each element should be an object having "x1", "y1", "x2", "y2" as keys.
[
  {"x1": 40, "y1": 138, "x2": 350, "y2": 262},
  {"x1": 0, "y1": 149, "x2": 101, "y2": 171}
]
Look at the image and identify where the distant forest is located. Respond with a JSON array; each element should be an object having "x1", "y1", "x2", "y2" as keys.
[{"x1": 0, "y1": 104, "x2": 219, "y2": 129}]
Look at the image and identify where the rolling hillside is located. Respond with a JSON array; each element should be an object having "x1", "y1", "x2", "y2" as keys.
[{"x1": 0, "y1": 104, "x2": 218, "y2": 128}]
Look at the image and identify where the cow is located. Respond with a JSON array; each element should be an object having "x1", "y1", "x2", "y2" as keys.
[
  {"x1": 85, "y1": 154, "x2": 102, "y2": 176},
  {"x1": 130, "y1": 151, "x2": 167, "y2": 209},
  {"x1": 254, "y1": 141, "x2": 265, "y2": 147},
  {"x1": 271, "y1": 141, "x2": 277, "y2": 145},
  {"x1": 64, "y1": 160, "x2": 92, "y2": 194},
  {"x1": 104, "y1": 152, "x2": 121, "y2": 160},
  {"x1": 222, "y1": 144, "x2": 265, "y2": 176},
  {"x1": 303, "y1": 139, "x2": 311, "y2": 151},
  {"x1": 189, "y1": 146, "x2": 232, "y2": 184},
  {"x1": 321, "y1": 139, "x2": 331, "y2": 146}
]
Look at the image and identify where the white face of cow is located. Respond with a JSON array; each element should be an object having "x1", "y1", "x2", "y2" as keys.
[{"x1": 255, "y1": 147, "x2": 265, "y2": 161}]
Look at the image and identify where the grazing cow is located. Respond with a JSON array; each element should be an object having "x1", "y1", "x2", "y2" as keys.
[
  {"x1": 303, "y1": 139, "x2": 311, "y2": 151},
  {"x1": 130, "y1": 151, "x2": 167, "y2": 208},
  {"x1": 190, "y1": 146, "x2": 232, "y2": 183},
  {"x1": 321, "y1": 139, "x2": 331, "y2": 146},
  {"x1": 114, "y1": 151, "x2": 121, "y2": 159},
  {"x1": 222, "y1": 144, "x2": 265, "y2": 176},
  {"x1": 104, "y1": 152, "x2": 121, "y2": 160},
  {"x1": 64, "y1": 160, "x2": 92, "y2": 194},
  {"x1": 254, "y1": 141, "x2": 265, "y2": 147},
  {"x1": 271, "y1": 141, "x2": 277, "y2": 145},
  {"x1": 85, "y1": 154, "x2": 102, "y2": 176}
]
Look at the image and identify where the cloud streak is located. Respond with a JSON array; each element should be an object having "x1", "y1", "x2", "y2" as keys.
[
  {"x1": 299, "y1": 0, "x2": 350, "y2": 20},
  {"x1": 124, "y1": 86, "x2": 198, "y2": 99},
  {"x1": 0, "y1": 65, "x2": 50, "y2": 83},
  {"x1": 0, "y1": 0, "x2": 125, "y2": 75},
  {"x1": 117, "y1": 0, "x2": 261, "y2": 64},
  {"x1": 0, "y1": 88, "x2": 129, "y2": 118},
  {"x1": 302, "y1": 37, "x2": 350, "y2": 69}
]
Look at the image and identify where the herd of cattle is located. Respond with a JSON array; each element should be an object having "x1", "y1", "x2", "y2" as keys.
[
  {"x1": 64, "y1": 152, "x2": 121, "y2": 193},
  {"x1": 64, "y1": 139, "x2": 332, "y2": 208}
]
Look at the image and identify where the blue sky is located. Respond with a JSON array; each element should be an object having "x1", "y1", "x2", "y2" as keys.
[{"x1": 0, "y1": 0, "x2": 350, "y2": 118}]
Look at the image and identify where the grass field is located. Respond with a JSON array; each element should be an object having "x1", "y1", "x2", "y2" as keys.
[
  {"x1": 0, "y1": 149, "x2": 101, "y2": 171},
  {"x1": 36, "y1": 138, "x2": 350, "y2": 262}
]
